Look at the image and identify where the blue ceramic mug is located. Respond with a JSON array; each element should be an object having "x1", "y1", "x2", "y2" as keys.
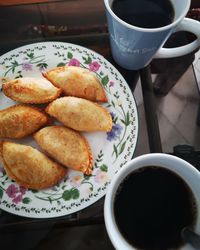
[{"x1": 104, "y1": 0, "x2": 200, "y2": 70}]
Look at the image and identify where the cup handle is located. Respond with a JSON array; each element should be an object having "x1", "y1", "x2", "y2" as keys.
[{"x1": 155, "y1": 18, "x2": 200, "y2": 58}]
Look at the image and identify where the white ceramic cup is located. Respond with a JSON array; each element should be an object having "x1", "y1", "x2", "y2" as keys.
[{"x1": 104, "y1": 153, "x2": 200, "y2": 250}]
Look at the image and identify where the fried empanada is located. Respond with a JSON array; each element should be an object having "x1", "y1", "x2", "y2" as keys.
[
  {"x1": 0, "y1": 105, "x2": 48, "y2": 138},
  {"x1": 3, "y1": 77, "x2": 62, "y2": 104},
  {"x1": 43, "y1": 66, "x2": 107, "y2": 102},
  {"x1": 46, "y1": 97, "x2": 112, "y2": 132},
  {"x1": 34, "y1": 126, "x2": 93, "y2": 175},
  {"x1": 1, "y1": 141, "x2": 67, "y2": 190}
]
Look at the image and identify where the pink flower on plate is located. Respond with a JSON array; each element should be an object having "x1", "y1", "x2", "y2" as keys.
[
  {"x1": 89, "y1": 61, "x2": 101, "y2": 72},
  {"x1": 68, "y1": 58, "x2": 80, "y2": 67},
  {"x1": 69, "y1": 174, "x2": 83, "y2": 187},
  {"x1": 20, "y1": 186, "x2": 27, "y2": 195},
  {"x1": 94, "y1": 169, "x2": 108, "y2": 184},
  {"x1": 12, "y1": 193, "x2": 23, "y2": 204},
  {"x1": 6, "y1": 184, "x2": 18, "y2": 198},
  {"x1": 109, "y1": 81, "x2": 114, "y2": 87}
]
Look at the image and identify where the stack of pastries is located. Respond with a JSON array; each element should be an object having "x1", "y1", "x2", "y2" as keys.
[{"x1": 0, "y1": 66, "x2": 112, "y2": 190}]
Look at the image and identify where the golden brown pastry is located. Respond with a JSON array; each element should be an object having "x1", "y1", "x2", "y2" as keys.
[
  {"x1": 2, "y1": 77, "x2": 62, "y2": 104},
  {"x1": 43, "y1": 66, "x2": 107, "y2": 102},
  {"x1": 0, "y1": 105, "x2": 48, "y2": 138},
  {"x1": 46, "y1": 97, "x2": 112, "y2": 132},
  {"x1": 34, "y1": 126, "x2": 93, "y2": 175},
  {"x1": 1, "y1": 141, "x2": 67, "y2": 190}
]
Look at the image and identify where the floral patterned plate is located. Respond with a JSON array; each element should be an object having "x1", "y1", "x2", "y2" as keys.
[{"x1": 0, "y1": 42, "x2": 138, "y2": 218}]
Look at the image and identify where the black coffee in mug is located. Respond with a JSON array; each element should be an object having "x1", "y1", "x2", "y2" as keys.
[
  {"x1": 114, "y1": 166, "x2": 197, "y2": 249},
  {"x1": 111, "y1": 0, "x2": 175, "y2": 28}
]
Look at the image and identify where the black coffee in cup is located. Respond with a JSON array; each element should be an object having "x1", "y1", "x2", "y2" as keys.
[
  {"x1": 111, "y1": 0, "x2": 175, "y2": 28},
  {"x1": 114, "y1": 166, "x2": 197, "y2": 249}
]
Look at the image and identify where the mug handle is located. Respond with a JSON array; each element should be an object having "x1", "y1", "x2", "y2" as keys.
[{"x1": 155, "y1": 18, "x2": 200, "y2": 58}]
